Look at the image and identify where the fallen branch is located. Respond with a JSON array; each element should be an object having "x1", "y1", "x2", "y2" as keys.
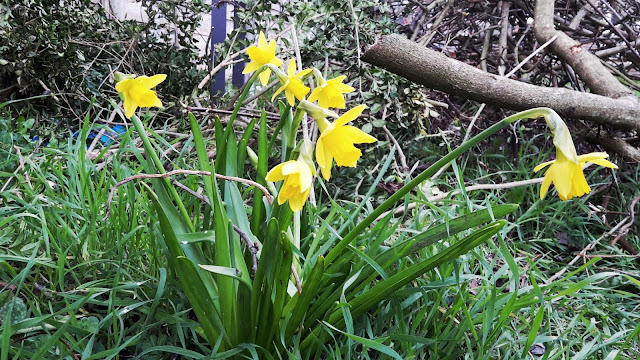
[
  {"x1": 586, "y1": 129, "x2": 640, "y2": 162},
  {"x1": 534, "y1": 0, "x2": 637, "y2": 100},
  {"x1": 361, "y1": 34, "x2": 640, "y2": 130}
]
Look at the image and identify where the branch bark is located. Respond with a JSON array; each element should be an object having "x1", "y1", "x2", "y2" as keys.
[
  {"x1": 534, "y1": 0, "x2": 636, "y2": 100},
  {"x1": 361, "y1": 34, "x2": 640, "y2": 130}
]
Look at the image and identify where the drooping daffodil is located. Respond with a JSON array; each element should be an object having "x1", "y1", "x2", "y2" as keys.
[
  {"x1": 533, "y1": 112, "x2": 617, "y2": 200},
  {"x1": 315, "y1": 104, "x2": 377, "y2": 180},
  {"x1": 308, "y1": 72, "x2": 355, "y2": 109},
  {"x1": 272, "y1": 59, "x2": 313, "y2": 106},
  {"x1": 266, "y1": 145, "x2": 316, "y2": 212},
  {"x1": 242, "y1": 31, "x2": 283, "y2": 86},
  {"x1": 115, "y1": 73, "x2": 167, "y2": 118},
  {"x1": 534, "y1": 152, "x2": 617, "y2": 200}
]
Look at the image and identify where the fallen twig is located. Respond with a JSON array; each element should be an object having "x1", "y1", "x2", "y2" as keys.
[
  {"x1": 376, "y1": 178, "x2": 544, "y2": 221},
  {"x1": 546, "y1": 218, "x2": 630, "y2": 284},
  {"x1": 169, "y1": 178, "x2": 260, "y2": 277},
  {"x1": 103, "y1": 169, "x2": 273, "y2": 221}
]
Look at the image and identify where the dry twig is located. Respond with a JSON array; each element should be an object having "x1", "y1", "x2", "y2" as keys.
[{"x1": 103, "y1": 169, "x2": 273, "y2": 221}]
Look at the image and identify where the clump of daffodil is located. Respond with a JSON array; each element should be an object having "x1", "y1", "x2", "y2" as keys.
[
  {"x1": 242, "y1": 31, "x2": 283, "y2": 86},
  {"x1": 307, "y1": 69, "x2": 355, "y2": 109},
  {"x1": 313, "y1": 104, "x2": 377, "y2": 180},
  {"x1": 533, "y1": 113, "x2": 617, "y2": 200},
  {"x1": 115, "y1": 73, "x2": 167, "y2": 118},
  {"x1": 265, "y1": 141, "x2": 316, "y2": 212},
  {"x1": 272, "y1": 59, "x2": 312, "y2": 106}
]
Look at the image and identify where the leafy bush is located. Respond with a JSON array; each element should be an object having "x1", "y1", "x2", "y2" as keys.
[{"x1": 0, "y1": 0, "x2": 210, "y2": 124}]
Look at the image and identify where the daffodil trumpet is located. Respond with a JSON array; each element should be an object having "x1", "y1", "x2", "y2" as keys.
[
  {"x1": 313, "y1": 104, "x2": 377, "y2": 180},
  {"x1": 308, "y1": 68, "x2": 355, "y2": 109},
  {"x1": 271, "y1": 59, "x2": 313, "y2": 106},
  {"x1": 528, "y1": 109, "x2": 618, "y2": 200},
  {"x1": 242, "y1": 31, "x2": 283, "y2": 86},
  {"x1": 266, "y1": 140, "x2": 316, "y2": 212},
  {"x1": 115, "y1": 73, "x2": 166, "y2": 118}
]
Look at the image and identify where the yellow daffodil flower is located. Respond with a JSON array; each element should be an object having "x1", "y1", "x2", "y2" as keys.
[
  {"x1": 533, "y1": 112, "x2": 617, "y2": 200},
  {"x1": 534, "y1": 152, "x2": 617, "y2": 200},
  {"x1": 272, "y1": 59, "x2": 313, "y2": 106},
  {"x1": 242, "y1": 31, "x2": 283, "y2": 86},
  {"x1": 308, "y1": 75, "x2": 355, "y2": 109},
  {"x1": 266, "y1": 159, "x2": 315, "y2": 212},
  {"x1": 115, "y1": 74, "x2": 167, "y2": 118},
  {"x1": 315, "y1": 105, "x2": 377, "y2": 180}
]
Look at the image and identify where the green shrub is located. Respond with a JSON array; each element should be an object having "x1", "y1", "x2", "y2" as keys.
[{"x1": 0, "y1": 0, "x2": 210, "y2": 126}]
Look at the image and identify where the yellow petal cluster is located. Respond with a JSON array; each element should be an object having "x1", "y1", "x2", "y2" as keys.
[
  {"x1": 241, "y1": 32, "x2": 377, "y2": 211},
  {"x1": 272, "y1": 60, "x2": 313, "y2": 106},
  {"x1": 534, "y1": 152, "x2": 617, "y2": 200},
  {"x1": 242, "y1": 31, "x2": 283, "y2": 86},
  {"x1": 266, "y1": 159, "x2": 315, "y2": 212},
  {"x1": 315, "y1": 105, "x2": 377, "y2": 180},
  {"x1": 308, "y1": 75, "x2": 355, "y2": 109},
  {"x1": 533, "y1": 111, "x2": 616, "y2": 200},
  {"x1": 115, "y1": 74, "x2": 167, "y2": 118}
]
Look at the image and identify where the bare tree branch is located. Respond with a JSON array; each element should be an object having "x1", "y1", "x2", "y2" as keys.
[
  {"x1": 534, "y1": 0, "x2": 637, "y2": 100},
  {"x1": 361, "y1": 34, "x2": 640, "y2": 130}
]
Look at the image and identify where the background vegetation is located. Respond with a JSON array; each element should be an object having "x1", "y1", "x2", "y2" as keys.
[{"x1": 1, "y1": 0, "x2": 639, "y2": 358}]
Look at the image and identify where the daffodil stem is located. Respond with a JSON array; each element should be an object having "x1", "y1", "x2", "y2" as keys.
[
  {"x1": 288, "y1": 108, "x2": 305, "y2": 155},
  {"x1": 323, "y1": 107, "x2": 554, "y2": 265},
  {"x1": 129, "y1": 114, "x2": 195, "y2": 231},
  {"x1": 293, "y1": 210, "x2": 301, "y2": 277}
]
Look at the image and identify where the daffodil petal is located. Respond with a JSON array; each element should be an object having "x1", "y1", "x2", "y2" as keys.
[
  {"x1": 115, "y1": 78, "x2": 133, "y2": 93},
  {"x1": 287, "y1": 59, "x2": 297, "y2": 76},
  {"x1": 340, "y1": 125, "x2": 377, "y2": 144},
  {"x1": 569, "y1": 167, "x2": 591, "y2": 198},
  {"x1": 298, "y1": 163, "x2": 313, "y2": 191},
  {"x1": 285, "y1": 89, "x2": 295, "y2": 106},
  {"x1": 259, "y1": 69, "x2": 271, "y2": 86},
  {"x1": 123, "y1": 96, "x2": 137, "y2": 118},
  {"x1": 334, "y1": 83, "x2": 355, "y2": 93},
  {"x1": 281, "y1": 161, "x2": 301, "y2": 176},
  {"x1": 138, "y1": 91, "x2": 161, "y2": 108},
  {"x1": 258, "y1": 31, "x2": 268, "y2": 49},
  {"x1": 335, "y1": 105, "x2": 366, "y2": 127},
  {"x1": 553, "y1": 162, "x2": 575, "y2": 199},
  {"x1": 327, "y1": 75, "x2": 347, "y2": 84},
  {"x1": 308, "y1": 87, "x2": 321, "y2": 103},
  {"x1": 266, "y1": 161, "x2": 294, "y2": 182},
  {"x1": 587, "y1": 159, "x2": 618, "y2": 169},
  {"x1": 272, "y1": 83, "x2": 287, "y2": 101},
  {"x1": 138, "y1": 74, "x2": 167, "y2": 89},
  {"x1": 576, "y1": 152, "x2": 609, "y2": 162},
  {"x1": 540, "y1": 169, "x2": 552, "y2": 199},
  {"x1": 316, "y1": 138, "x2": 334, "y2": 180},
  {"x1": 243, "y1": 61, "x2": 262, "y2": 74},
  {"x1": 533, "y1": 159, "x2": 556, "y2": 173},
  {"x1": 289, "y1": 187, "x2": 310, "y2": 212},
  {"x1": 270, "y1": 56, "x2": 283, "y2": 67},
  {"x1": 297, "y1": 69, "x2": 313, "y2": 78}
]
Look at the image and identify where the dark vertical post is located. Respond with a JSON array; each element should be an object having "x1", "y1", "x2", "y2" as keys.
[
  {"x1": 211, "y1": 0, "x2": 228, "y2": 103},
  {"x1": 232, "y1": 28, "x2": 246, "y2": 88}
]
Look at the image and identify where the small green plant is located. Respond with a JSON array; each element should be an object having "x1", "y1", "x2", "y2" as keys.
[{"x1": 102, "y1": 30, "x2": 619, "y2": 357}]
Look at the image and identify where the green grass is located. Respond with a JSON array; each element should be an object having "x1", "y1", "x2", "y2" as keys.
[{"x1": 1, "y1": 108, "x2": 639, "y2": 359}]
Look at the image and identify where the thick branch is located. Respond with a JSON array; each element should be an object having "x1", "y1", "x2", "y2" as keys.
[
  {"x1": 361, "y1": 34, "x2": 640, "y2": 130},
  {"x1": 534, "y1": 0, "x2": 636, "y2": 100}
]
